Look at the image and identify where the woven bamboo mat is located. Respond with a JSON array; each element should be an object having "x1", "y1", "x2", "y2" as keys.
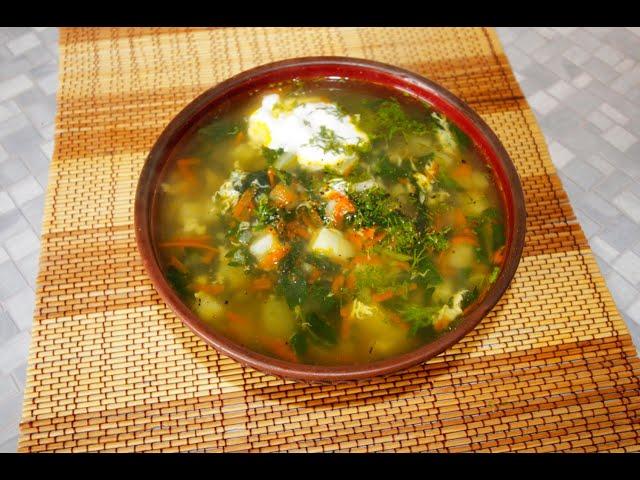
[{"x1": 18, "y1": 27, "x2": 640, "y2": 452}]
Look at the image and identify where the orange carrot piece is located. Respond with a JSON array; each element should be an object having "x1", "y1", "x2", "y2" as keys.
[
  {"x1": 232, "y1": 187, "x2": 255, "y2": 221},
  {"x1": 234, "y1": 131, "x2": 245, "y2": 145},
  {"x1": 493, "y1": 246, "x2": 506, "y2": 265},
  {"x1": 451, "y1": 163, "x2": 472, "y2": 179},
  {"x1": 331, "y1": 274, "x2": 345, "y2": 294},
  {"x1": 372, "y1": 290, "x2": 394, "y2": 303},
  {"x1": 345, "y1": 272, "x2": 356, "y2": 290},
  {"x1": 286, "y1": 221, "x2": 310, "y2": 240},
  {"x1": 258, "y1": 244, "x2": 291, "y2": 271},
  {"x1": 351, "y1": 254, "x2": 383, "y2": 266},
  {"x1": 453, "y1": 209, "x2": 467, "y2": 229},
  {"x1": 345, "y1": 230, "x2": 364, "y2": 250},
  {"x1": 168, "y1": 255, "x2": 187, "y2": 273},
  {"x1": 225, "y1": 311, "x2": 249, "y2": 324},
  {"x1": 394, "y1": 261, "x2": 411, "y2": 271},
  {"x1": 450, "y1": 235, "x2": 478, "y2": 246},
  {"x1": 195, "y1": 283, "x2": 225, "y2": 295},
  {"x1": 270, "y1": 183, "x2": 298, "y2": 209},
  {"x1": 201, "y1": 249, "x2": 217, "y2": 264},
  {"x1": 308, "y1": 268, "x2": 322, "y2": 284},
  {"x1": 340, "y1": 302, "x2": 353, "y2": 339},
  {"x1": 326, "y1": 191, "x2": 356, "y2": 222},
  {"x1": 264, "y1": 338, "x2": 297, "y2": 363},
  {"x1": 177, "y1": 157, "x2": 199, "y2": 186},
  {"x1": 250, "y1": 276, "x2": 273, "y2": 291},
  {"x1": 159, "y1": 240, "x2": 218, "y2": 254},
  {"x1": 388, "y1": 312, "x2": 409, "y2": 331},
  {"x1": 267, "y1": 168, "x2": 277, "y2": 187}
]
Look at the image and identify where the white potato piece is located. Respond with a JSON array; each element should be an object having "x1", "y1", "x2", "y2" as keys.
[
  {"x1": 261, "y1": 296, "x2": 296, "y2": 338},
  {"x1": 194, "y1": 291, "x2": 224, "y2": 322},
  {"x1": 447, "y1": 243, "x2": 475, "y2": 269},
  {"x1": 249, "y1": 230, "x2": 278, "y2": 262},
  {"x1": 460, "y1": 190, "x2": 489, "y2": 217},
  {"x1": 310, "y1": 227, "x2": 356, "y2": 263}
]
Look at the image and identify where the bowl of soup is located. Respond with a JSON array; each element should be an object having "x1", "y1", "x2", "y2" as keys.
[{"x1": 135, "y1": 57, "x2": 526, "y2": 382}]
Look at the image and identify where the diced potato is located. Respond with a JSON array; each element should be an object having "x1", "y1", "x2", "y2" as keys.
[
  {"x1": 447, "y1": 243, "x2": 475, "y2": 269},
  {"x1": 310, "y1": 227, "x2": 356, "y2": 263},
  {"x1": 232, "y1": 143, "x2": 265, "y2": 171},
  {"x1": 194, "y1": 291, "x2": 224, "y2": 322},
  {"x1": 180, "y1": 201, "x2": 211, "y2": 235},
  {"x1": 204, "y1": 169, "x2": 225, "y2": 192},
  {"x1": 460, "y1": 190, "x2": 489, "y2": 216},
  {"x1": 217, "y1": 263, "x2": 250, "y2": 291},
  {"x1": 250, "y1": 231, "x2": 277, "y2": 262},
  {"x1": 261, "y1": 296, "x2": 296, "y2": 338},
  {"x1": 432, "y1": 281, "x2": 454, "y2": 304},
  {"x1": 471, "y1": 171, "x2": 489, "y2": 190},
  {"x1": 349, "y1": 301, "x2": 406, "y2": 357}
]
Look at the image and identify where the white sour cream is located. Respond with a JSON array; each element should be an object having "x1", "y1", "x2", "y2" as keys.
[{"x1": 247, "y1": 93, "x2": 368, "y2": 175}]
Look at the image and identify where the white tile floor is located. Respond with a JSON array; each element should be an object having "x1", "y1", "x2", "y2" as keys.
[{"x1": 0, "y1": 27, "x2": 639, "y2": 453}]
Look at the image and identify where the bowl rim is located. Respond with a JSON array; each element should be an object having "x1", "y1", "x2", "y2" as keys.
[{"x1": 134, "y1": 56, "x2": 527, "y2": 383}]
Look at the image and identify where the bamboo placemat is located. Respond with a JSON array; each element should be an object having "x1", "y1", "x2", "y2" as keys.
[{"x1": 18, "y1": 27, "x2": 640, "y2": 452}]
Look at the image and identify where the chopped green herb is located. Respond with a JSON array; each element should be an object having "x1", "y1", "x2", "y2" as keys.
[{"x1": 262, "y1": 146, "x2": 285, "y2": 165}]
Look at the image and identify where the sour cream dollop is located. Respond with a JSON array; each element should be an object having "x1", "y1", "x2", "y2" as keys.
[{"x1": 247, "y1": 93, "x2": 368, "y2": 175}]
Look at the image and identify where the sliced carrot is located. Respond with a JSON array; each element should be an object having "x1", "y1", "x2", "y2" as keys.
[
  {"x1": 372, "y1": 231, "x2": 387, "y2": 244},
  {"x1": 267, "y1": 168, "x2": 277, "y2": 187},
  {"x1": 165, "y1": 234, "x2": 212, "y2": 243},
  {"x1": 201, "y1": 249, "x2": 217, "y2": 264},
  {"x1": 234, "y1": 131, "x2": 245, "y2": 145},
  {"x1": 388, "y1": 312, "x2": 409, "y2": 331},
  {"x1": 194, "y1": 283, "x2": 225, "y2": 295},
  {"x1": 351, "y1": 254, "x2": 383, "y2": 266},
  {"x1": 308, "y1": 268, "x2": 322, "y2": 284},
  {"x1": 326, "y1": 191, "x2": 356, "y2": 227},
  {"x1": 450, "y1": 235, "x2": 478, "y2": 246},
  {"x1": 453, "y1": 209, "x2": 467, "y2": 229},
  {"x1": 232, "y1": 187, "x2": 256, "y2": 221},
  {"x1": 225, "y1": 311, "x2": 249, "y2": 324},
  {"x1": 168, "y1": 255, "x2": 187, "y2": 273},
  {"x1": 409, "y1": 283, "x2": 418, "y2": 291},
  {"x1": 345, "y1": 230, "x2": 364, "y2": 250},
  {"x1": 264, "y1": 338, "x2": 297, "y2": 363},
  {"x1": 372, "y1": 290, "x2": 394, "y2": 303},
  {"x1": 177, "y1": 157, "x2": 199, "y2": 186},
  {"x1": 451, "y1": 162, "x2": 472, "y2": 180},
  {"x1": 331, "y1": 274, "x2": 345, "y2": 294},
  {"x1": 340, "y1": 302, "x2": 353, "y2": 339},
  {"x1": 345, "y1": 272, "x2": 357, "y2": 290},
  {"x1": 159, "y1": 240, "x2": 218, "y2": 254},
  {"x1": 394, "y1": 260, "x2": 411, "y2": 271},
  {"x1": 258, "y1": 244, "x2": 291, "y2": 271},
  {"x1": 250, "y1": 275, "x2": 273, "y2": 291},
  {"x1": 270, "y1": 183, "x2": 298, "y2": 209},
  {"x1": 493, "y1": 246, "x2": 506, "y2": 265},
  {"x1": 286, "y1": 221, "x2": 310, "y2": 240}
]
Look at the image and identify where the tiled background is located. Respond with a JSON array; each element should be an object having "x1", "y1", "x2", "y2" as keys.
[{"x1": 0, "y1": 27, "x2": 639, "y2": 452}]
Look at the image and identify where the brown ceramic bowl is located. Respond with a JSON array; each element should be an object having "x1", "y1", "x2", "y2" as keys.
[{"x1": 135, "y1": 57, "x2": 526, "y2": 383}]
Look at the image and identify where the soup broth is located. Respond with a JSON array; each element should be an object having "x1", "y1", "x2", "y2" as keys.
[{"x1": 154, "y1": 78, "x2": 506, "y2": 366}]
